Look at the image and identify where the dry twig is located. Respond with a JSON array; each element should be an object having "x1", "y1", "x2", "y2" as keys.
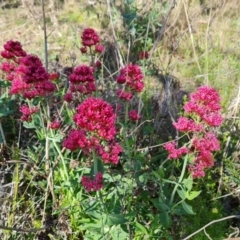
[{"x1": 182, "y1": 215, "x2": 240, "y2": 240}]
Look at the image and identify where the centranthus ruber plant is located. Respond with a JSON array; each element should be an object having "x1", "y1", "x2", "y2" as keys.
[
  {"x1": 0, "y1": 24, "x2": 227, "y2": 239},
  {"x1": 164, "y1": 86, "x2": 223, "y2": 178},
  {"x1": 162, "y1": 86, "x2": 223, "y2": 218}
]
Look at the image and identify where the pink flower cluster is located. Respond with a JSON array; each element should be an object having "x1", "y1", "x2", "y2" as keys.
[
  {"x1": 80, "y1": 28, "x2": 104, "y2": 54},
  {"x1": 1, "y1": 40, "x2": 56, "y2": 99},
  {"x1": 164, "y1": 86, "x2": 223, "y2": 178},
  {"x1": 63, "y1": 97, "x2": 122, "y2": 164},
  {"x1": 173, "y1": 117, "x2": 204, "y2": 132},
  {"x1": 19, "y1": 104, "x2": 38, "y2": 122},
  {"x1": 81, "y1": 172, "x2": 103, "y2": 192},
  {"x1": 96, "y1": 142, "x2": 122, "y2": 165},
  {"x1": 183, "y1": 86, "x2": 223, "y2": 127},
  {"x1": 164, "y1": 142, "x2": 188, "y2": 159},
  {"x1": 69, "y1": 65, "x2": 96, "y2": 94},
  {"x1": 50, "y1": 120, "x2": 60, "y2": 129},
  {"x1": 188, "y1": 132, "x2": 220, "y2": 178},
  {"x1": 116, "y1": 64, "x2": 144, "y2": 101}
]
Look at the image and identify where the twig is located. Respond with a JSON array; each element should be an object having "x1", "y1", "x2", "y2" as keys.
[
  {"x1": 226, "y1": 226, "x2": 240, "y2": 239},
  {"x1": 137, "y1": 133, "x2": 188, "y2": 152},
  {"x1": 182, "y1": 215, "x2": 240, "y2": 240},
  {"x1": 204, "y1": 228, "x2": 213, "y2": 240},
  {"x1": 127, "y1": 119, "x2": 154, "y2": 137}
]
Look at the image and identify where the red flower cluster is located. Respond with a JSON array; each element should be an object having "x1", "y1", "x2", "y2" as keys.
[
  {"x1": 116, "y1": 89, "x2": 133, "y2": 101},
  {"x1": 183, "y1": 86, "x2": 223, "y2": 127},
  {"x1": 0, "y1": 41, "x2": 26, "y2": 82},
  {"x1": 116, "y1": 64, "x2": 144, "y2": 101},
  {"x1": 164, "y1": 142, "x2": 188, "y2": 159},
  {"x1": 1, "y1": 41, "x2": 56, "y2": 99},
  {"x1": 19, "y1": 104, "x2": 38, "y2": 122},
  {"x1": 49, "y1": 72, "x2": 60, "y2": 81},
  {"x1": 63, "y1": 97, "x2": 122, "y2": 164},
  {"x1": 139, "y1": 51, "x2": 149, "y2": 60},
  {"x1": 11, "y1": 55, "x2": 56, "y2": 99},
  {"x1": 96, "y1": 142, "x2": 122, "y2": 165},
  {"x1": 1, "y1": 40, "x2": 26, "y2": 59},
  {"x1": 1, "y1": 62, "x2": 16, "y2": 75},
  {"x1": 63, "y1": 97, "x2": 122, "y2": 191},
  {"x1": 129, "y1": 110, "x2": 141, "y2": 121},
  {"x1": 73, "y1": 97, "x2": 116, "y2": 140},
  {"x1": 95, "y1": 44, "x2": 104, "y2": 53},
  {"x1": 164, "y1": 86, "x2": 223, "y2": 178},
  {"x1": 81, "y1": 172, "x2": 103, "y2": 192},
  {"x1": 69, "y1": 65, "x2": 96, "y2": 94},
  {"x1": 80, "y1": 47, "x2": 87, "y2": 54},
  {"x1": 80, "y1": 28, "x2": 104, "y2": 54},
  {"x1": 81, "y1": 28, "x2": 100, "y2": 47},
  {"x1": 64, "y1": 92, "x2": 73, "y2": 102}
]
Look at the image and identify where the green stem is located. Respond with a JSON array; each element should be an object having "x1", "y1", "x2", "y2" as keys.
[
  {"x1": 169, "y1": 155, "x2": 188, "y2": 206},
  {"x1": 123, "y1": 102, "x2": 132, "y2": 160},
  {"x1": 93, "y1": 150, "x2": 98, "y2": 176},
  {"x1": 124, "y1": 101, "x2": 129, "y2": 125}
]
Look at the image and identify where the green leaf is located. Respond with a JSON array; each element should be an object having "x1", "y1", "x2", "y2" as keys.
[
  {"x1": 90, "y1": 159, "x2": 104, "y2": 176},
  {"x1": 158, "y1": 167, "x2": 165, "y2": 178},
  {"x1": 106, "y1": 214, "x2": 127, "y2": 226},
  {"x1": 181, "y1": 201, "x2": 195, "y2": 215},
  {"x1": 159, "y1": 211, "x2": 172, "y2": 229},
  {"x1": 80, "y1": 222, "x2": 103, "y2": 230},
  {"x1": 124, "y1": 211, "x2": 137, "y2": 220},
  {"x1": 177, "y1": 189, "x2": 187, "y2": 200},
  {"x1": 48, "y1": 134, "x2": 64, "y2": 142},
  {"x1": 186, "y1": 191, "x2": 201, "y2": 200},
  {"x1": 110, "y1": 225, "x2": 129, "y2": 240},
  {"x1": 151, "y1": 199, "x2": 170, "y2": 211},
  {"x1": 23, "y1": 121, "x2": 36, "y2": 129},
  {"x1": 182, "y1": 177, "x2": 193, "y2": 191},
  {"x1": 78, "y1": 218, "x2": 92, "y2": 223},
  {"x1": 171, "y1": 206, "x2": 189, "y2": 215},
  {"x1": 135, "y1": 222, "x2": 148, "y2": 234}
]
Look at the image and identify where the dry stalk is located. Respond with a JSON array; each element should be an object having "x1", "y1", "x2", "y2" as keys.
[{"x1": 182, "y1": 0, "x2": 201, "y2": 73}]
